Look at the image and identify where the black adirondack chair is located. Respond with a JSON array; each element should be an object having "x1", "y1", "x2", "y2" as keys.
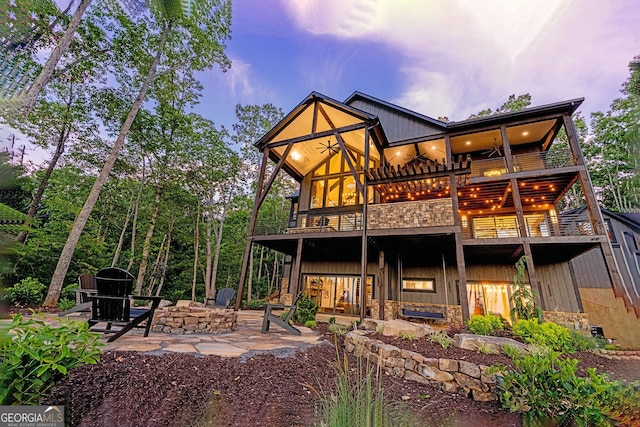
[
  {"x1": 87, "y1": 267, "x2": 161, "y2": 342},
  {"x1": 58, "y1": 273, "x2": 97, "y2": 316},
  {"x1": 204, "y1": 288, "x2": 236, "y2": 308},
  {"x1": 261, "y1": 292, "x2": 303, "y2": 335}
]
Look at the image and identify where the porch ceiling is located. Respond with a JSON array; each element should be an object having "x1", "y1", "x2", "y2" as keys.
[{"x1": 256, "y1": 93, "x2": 383, "y2": 180}]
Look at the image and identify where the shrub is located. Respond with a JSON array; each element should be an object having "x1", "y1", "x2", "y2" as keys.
[
  {"x1": 6, "y1": 277, "x2": 46, "y2": 306},
  {"x1": 0, "y1": 314, "x2": 104, "y2": 405},
  {"x1": 307, "y1": 348, "x2": 414, "y2": 426},
  {"x1": 601, "y1": 381, "x2": 640, "y2": 426},
  {"x1": 328, "y1": 323, "x2": 348, "y2": 336},
  {"x1": 57, "y1": 298, "x2": 75, "y2": 311},
  {"x1": 305, "y1": 320, "x2": 317, "y2": 329},
  {"x1": 328, "y1": 317, "x2": 336, "y2": 324},
  {"x1": 512, "y1": 319, "x2": 591, "y2": 352},
  {"x1": 429, "y1": 331, "x2": 453, "y2": 349},
  {"x1": 467, "y1": 314, "x2": 504, "y2": 336},
  {"x1": 60, "y1": 284, "x2": 79, "y2": 302},
  {"x1": 292, "y1": 294, "x2": 318, "y2": 325},
  {"x1": 510, "y1": 255, "x2": 543, "y2": 322},
  {"x1": 495, "y1": 347, "x2": 616, "y2": 426},
  {"x1": 375, "y1": 323, "x2": 385, "y2": 334}
]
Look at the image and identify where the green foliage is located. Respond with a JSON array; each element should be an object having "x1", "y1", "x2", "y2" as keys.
[
  {"x1": 328, "y1": 317, "x2": 336, "y2": 325},
  {"x1": 513, "y1": 319, "x2": 596, "y2": 353},
  {"x1": 0, "y1": 314, "x2": 103, "y2": 405},
  {"x1": 243, "y1": 299, "x2": 265, "y2": 310},
  {"x1": 510, "y1": 256, "x2": 542, "y2": 323},
  {"x1": 475, "y1": 342, "x2": 498, "y2": 355},
  {"x1": 6, "y1": 277, "x2": 46, "y2": 306},
  {"x1": 466, "y1": 314, "x2": 504, "y2": 336},
  {"x1": 291, "y1": 294, "x2": 318, "y2": 325},
  {"x1": 496, "y1": 347, "x2": 616, "y2": 426},
  {"x1": 429, "y1": 331, "x2": 453, "y2": 349},
  {"x1": 328, "y1": 323, "x2": 348, "y2": 337},
  {"x1": 375, "y1": 323, "x2": 385, "y2": 334},
  {"x1": 307, "y1": 348, "x2": 413, "y2": 427},
  {"x1": 305, "y1": 320, "x2": 317, "y2": 329},
  {"x1": 57, "y1": 298, "x2": 75, "y2": 311},
  {"x1": 600, "y1": 381, "x2": 640, "y2": 426},
  {"x1": 61, "y1": 284, "x2": 79, "y2": 301},
  {"x1": 399, "y1": 331, "x2": 417, "y2": 341}
]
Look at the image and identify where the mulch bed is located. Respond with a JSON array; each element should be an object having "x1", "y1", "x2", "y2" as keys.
[{"x1": 20, "y1": 312, "x2": 639, "y2": 427}]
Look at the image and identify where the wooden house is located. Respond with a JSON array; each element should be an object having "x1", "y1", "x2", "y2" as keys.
[
  {"x1": 568, "y1": 207, "x2": 640, "y2": 346},
  {"x1": 236, "y1": 92, "x2": 627, "y2": 334}
]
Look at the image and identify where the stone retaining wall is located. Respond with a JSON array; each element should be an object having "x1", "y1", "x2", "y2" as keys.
[
  {"x1": 543, "y1": 311, "x2": 589, "y2": 332},
  {"x1": 151, "y1": 306, "x2": 237, "y2": 334},
  {"x1": 344, "y1": 330, "x2": 498, "y2": 401}
]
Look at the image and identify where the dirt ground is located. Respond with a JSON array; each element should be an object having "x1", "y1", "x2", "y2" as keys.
[{"x1": 43, "y1": 324, "x2": 640, "y2": 427}]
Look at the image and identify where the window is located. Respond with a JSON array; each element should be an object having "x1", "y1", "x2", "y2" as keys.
[{"x1": 402, "y1": 278, "x2": 435, "y2": 292}]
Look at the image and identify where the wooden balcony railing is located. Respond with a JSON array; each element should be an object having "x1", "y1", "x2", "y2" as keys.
[
  {"x1": 254, "y1": 211, "x2": 363, "y2": 235},
  {"x1": 461, "y1": 211, "x2": 595, "y2": 239},
  {"x1": 469, "y1": 147, "x2": 574, "y2": 178}
]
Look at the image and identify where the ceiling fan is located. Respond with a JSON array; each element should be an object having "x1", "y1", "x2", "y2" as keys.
[
  {"x1": 482, "y1": 138, "x2": 503, "y2": 158},
  {"x1": 317, "y1": 139, "x2": 340, "y2": 155}
]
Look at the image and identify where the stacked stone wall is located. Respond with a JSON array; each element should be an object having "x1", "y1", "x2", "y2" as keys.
[
  {"x1": 344, "y1": 330, "x2": 498, "y2": 401},
  {"x1": 151, "y1": 306, "x2": 237, "y2": 334},
  {"x1": 367, "y1": 199, "x2": 454, "y2": 230},
  {"x1": 543, "y1": 311, "x2": 589, "y2": 331}
]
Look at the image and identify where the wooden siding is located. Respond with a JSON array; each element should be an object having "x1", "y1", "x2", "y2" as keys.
[
  {"x1": 570, "y1": 247, "x2": 612, "y2": 289},
  {"x1": 535, "y1": 262, "x2": 580, "y2": 312},
  {"x1": 399, "y1": 266, "x2": 458, "y2": 305},
  {"x1": 347, "y1": 98, "x2": 443, "y2": 143}
]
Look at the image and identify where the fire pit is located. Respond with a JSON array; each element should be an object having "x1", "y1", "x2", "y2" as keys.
[{"x1": 150, "y1": 302, "x2": 237, "y2": 334}]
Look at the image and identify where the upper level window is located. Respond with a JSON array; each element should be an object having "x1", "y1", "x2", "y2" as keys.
[
  {"x1": 309, "y1": 151, "x2": 375, "y2": 209},
  {"x1": 402, "y1": 278, "x2": 436, "y2": 292}
]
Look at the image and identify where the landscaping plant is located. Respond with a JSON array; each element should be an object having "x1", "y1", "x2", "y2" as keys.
[
  {"x1": 308, "y1": 347, "x2": 414, "y2": 427},
  {"x1": 466, "y1": 313, "x2": 504, "y2": 336},
  {"x1": 0, "y1": 314, "x2": 104, "y2": 405},
  {"x1": 292, "y1": 294, "x2": 318, "y2": 325},
  {"x1": 509, "y1": 256, "x2": 543, "y2": 323},
  {"x1": 495, "y1": 345, "x2": 621, "y2": 426},
  {"x1": 5, "y1": 277, "x2": 46, "y2": 306},
  {"x1": 512, "y1": 318, "x2": 597, "y2": 353},
  {"x1": 429, "y1": 331, "x2": 453, "y2": 349}
]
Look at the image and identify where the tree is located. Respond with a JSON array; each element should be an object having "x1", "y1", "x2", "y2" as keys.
[
  {"x1": 43, "y1": 0, "x2": 231, "y2": 306},
  {"x1": 468, "y1": 93, "x2": 532, "y2": 119},
  {"x1": 585, "y1": 57, "x2": 640, "y2": 212}
]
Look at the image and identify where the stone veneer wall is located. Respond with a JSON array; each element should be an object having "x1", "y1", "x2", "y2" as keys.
[
  {"x1": 372, "y1": 300, "x2": 463, "y2": 326},
  {"x1": 543, "y1": 311, "x2": 589, "y2": 332},
  {"x1": 367, "y1": 198, "x2": 454, "y2": 230},
  {"x1": 151, "y1": 306, "x2": 237, "y2": 334},
  {"x1": 345, "y1": 330, "x2": 498, "y2": 401}
]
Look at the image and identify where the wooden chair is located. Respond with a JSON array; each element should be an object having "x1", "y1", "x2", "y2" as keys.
[
  {"x1": 204, "y1": 288, "x2": 236, "y2": 308},
  {"x1": 261, "y1": 293, "x2": 302, "y2": 335},
  {"x1": 58, "y1": 273, "x2": 97, "y2": 316},
  {"x1": 87, "y1": 267, "x2": 161, "y2": 342}
]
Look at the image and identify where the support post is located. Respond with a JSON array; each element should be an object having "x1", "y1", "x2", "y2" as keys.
[
  {"x1": 378, "y1": 249, "x2": 385, "y2": 320},
  {"x1": 522, "y1": 242, "x2": 544, "y2": 309},
  {"x1": 235, "y1": 149, "x2": 270, "y2": 310},
  {"x1": 454, "y1": 232, "x2": 470, "y2": 321},
  {"x1": 290, "y1": 238, "x2": 304, "y2": 297},
  {"x1": 360, "y1": 126, "x2": 370, "y2": 323},
  {"x1": 510, "y1": 178, "x2": 528, "y2": 238}
]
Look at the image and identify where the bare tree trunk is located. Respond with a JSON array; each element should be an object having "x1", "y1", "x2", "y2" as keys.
[
  {"x1": 21, "y1": 0, "x2": 92, "y2": 119},
  {"x1": 112, "y1": 191, "x2": 135, "y2": 266},
  {"x1": 134, "y1": 186, "x2": 162, "y2": 295},
  {"x1": 210, "y1": 191, "x2": 231, "y2": 300},
  {"x1": 127, "y1": 158, "x2": 146, "y2": 271},
  {"x1": 147, "y1": 233, "x2": 167, "y2": 295},
  {"x1": 192, "y1": 201, "x2": 200, "y2": 302},
  {"x1": 155, "y1": 228, "x2": 172, "y2": 297},
  {"x1": 43, "y1": 22, "x2": 172, "y2": 306},
  {"x1": 204, "y1": 207, "x2": 213, "y2": 299}
]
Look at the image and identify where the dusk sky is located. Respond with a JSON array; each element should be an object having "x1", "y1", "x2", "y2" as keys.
[
  {"x1": 201, "y1": 0, "x2": 639, "y2": 132},
  {"x1": 4, "y1": 0, "x2": 639, "y2": 160}
]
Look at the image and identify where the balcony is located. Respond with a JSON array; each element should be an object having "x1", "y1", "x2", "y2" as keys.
[
  {"x1": 461, "y1": 212, "x2": 595, "y2": 239},
  {"x1": 469, "y1": 147, "x2": 574, "y2": 179},
  {"x1": 254, "y1": 211, "x2": 363, "y2": 235}
]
